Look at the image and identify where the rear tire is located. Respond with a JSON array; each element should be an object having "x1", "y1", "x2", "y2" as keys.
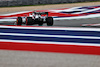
[
  {"x1": 46, "y1": 17, "x2": 53, "y2": 26},
  {"x1": 26, "y1": 17, "x2": 33, "y2": 25},
  {"x1": 16, "y1": 17, "x2": 22, "y2": 25},
  {"x1": 38, "y1": 18, "x2": 43, "y2": 26}
]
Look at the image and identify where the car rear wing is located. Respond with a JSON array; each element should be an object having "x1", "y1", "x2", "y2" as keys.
[{"x1": 34, "y1": 12, "x2": 48, "y2": 16}]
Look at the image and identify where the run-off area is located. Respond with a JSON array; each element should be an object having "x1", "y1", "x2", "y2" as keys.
[{"x1": 0, "y1": 50, "x2": 100, "y2": 67}]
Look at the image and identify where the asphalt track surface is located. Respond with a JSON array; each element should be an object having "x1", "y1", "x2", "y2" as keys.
[
  {"x1": 0, "y1": 18, "x2": 100, "y2": 27},
  {"x1": 54, "y1": 18, "x2": 100, "y2": 27}
]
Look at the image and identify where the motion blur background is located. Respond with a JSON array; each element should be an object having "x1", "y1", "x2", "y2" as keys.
[{"x1": 0, "y1": 0, "x2": 100, "y2": 7}]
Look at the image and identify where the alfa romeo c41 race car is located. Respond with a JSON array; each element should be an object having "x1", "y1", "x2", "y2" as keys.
[{"x1": 16, "y1": 12, "x2": 53, "y2": 26}]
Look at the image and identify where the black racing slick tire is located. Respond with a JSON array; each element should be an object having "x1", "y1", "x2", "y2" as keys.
[
  {"x1": 16, "y1": 17, "x2": 22, "y2": 25},
  {"x1": 26, "y1": 17, "x2": 33, "y2": 25},
  {"x1": 38, "y1": 18, "x2": 43, "y2": 26},
  {"x1": 46, "y1": 17, "x2": 53, "y2": 26}
]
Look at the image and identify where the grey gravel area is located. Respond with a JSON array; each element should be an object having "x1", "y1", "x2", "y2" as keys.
[{"x1": 0, "y1": 50, "x2": 100, "y2": 67}]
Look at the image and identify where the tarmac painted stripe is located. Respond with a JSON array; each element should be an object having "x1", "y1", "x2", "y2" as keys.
[
  {"x1": 0, "y1": 33, "x2": 100, "y2": 39},
  {"x1": 0, "y1": 35, "x2": 100, "y2": 44},
  {"x1": 0, "y1": 41, "x2": 100, "y2": 55},
  {"x1": 82, "y1": 24, "x2": 100, "y2": 26},
  {"x1": 0, "y1": 25, "x2": 100, "y2": 31},
  {"x1": 0, "y1": 28, "x2": 100, "y2": 37},
  {"x1": 0, "y1": 39, "x2": 100, "y2": 47},
  {"x1": 73, "y1": 8, "x2": 100, "y2": 14},
  {"x1": 54, "y1": 14, "x2": 100, "y2": 20}
]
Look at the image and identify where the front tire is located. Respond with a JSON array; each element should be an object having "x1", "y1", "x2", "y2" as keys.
[
  {"x1": 46, "y1": 17, "x2": 53, "y2": 26},
  {"x1": 16, "y1": 17, "x2": 22, "y2": 25}
]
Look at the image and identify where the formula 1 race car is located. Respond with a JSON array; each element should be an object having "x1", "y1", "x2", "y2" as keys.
[{"x1": 16, "y1": 12, "x2": 53, "y2": 26}]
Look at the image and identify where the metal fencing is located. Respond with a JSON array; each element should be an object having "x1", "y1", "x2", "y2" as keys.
[{"x1": 0, "y1": 0, "x2": 100, "y2": 7}]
